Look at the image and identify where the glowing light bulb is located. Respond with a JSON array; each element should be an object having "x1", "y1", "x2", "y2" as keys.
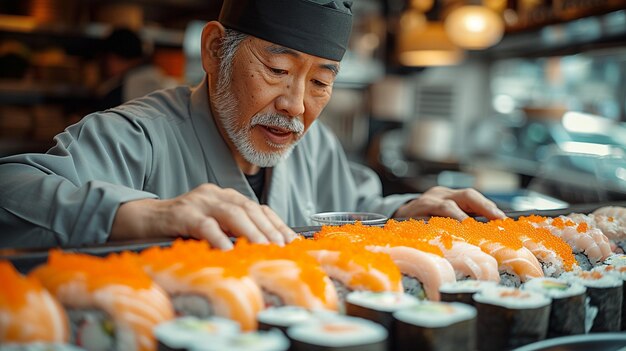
[{"x1": 444, "y1": 5, "x2": 504, "y2": 49}]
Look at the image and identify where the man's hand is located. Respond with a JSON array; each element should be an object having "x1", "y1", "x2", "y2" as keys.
[
  {"x1": 110, "y1": 183, "x2": 297, "y2": 249},
  {"x1": 393, "y1": 186, "x2": 506, "y2": 221}
]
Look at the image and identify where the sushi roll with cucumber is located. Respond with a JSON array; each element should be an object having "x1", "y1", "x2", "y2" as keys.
[
  {"x1": 140, "y1": 240, "x2": 264, "y2": 331},
  {"x1": 190, "y1": 330, "x2": 290, "y2": 351},
  {"x1": 0, "y1": 261, "x2": 69, "y2": 344},
  {"x1": 473, "y1": 286, "x2": 551, "y2": 351},
  {"x1": 154, "y1": 316, "x2": 240, "y2": 351},
  {"x1": 393, "y1": 301, "x2": 477, "y2": 351},
  {"x1": 592, "y1": 264, "x2": 626, "y2": 330},
  {"x1": 561, "y1": 270, "x2": 623, "y2": 332},
  {"x1": 521, "y1": 277, "x2": 587, "y2": 337},
  {"x1": 286, "y1": 315, "x2": 387, "y2": 351},
  {"x1": 439, "y1": 280, "x2": 498, "y2": 306},
  {"x1": 344, "y1": 291, "x2": 419, "y2": 350},
  {"x1": 29, "y1": 251, "x2": 174, "y2": 351}
]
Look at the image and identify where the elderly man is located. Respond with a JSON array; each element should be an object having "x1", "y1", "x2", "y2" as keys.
[{"x1": 0, "y1": 0, "x2": 504, "y2": 250}]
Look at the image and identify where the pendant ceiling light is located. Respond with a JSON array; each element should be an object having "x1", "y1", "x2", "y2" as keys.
[
  {"x1": 397, "y1": 22, "x2": 465, "y2": 67},
  {"x1": 444, "y1": 5, "x2": 504, "y2": 50}
]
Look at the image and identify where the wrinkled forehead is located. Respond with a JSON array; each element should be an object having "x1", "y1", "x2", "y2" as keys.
[
  {"x1": 248, "y1": 37, "x2": 340, "y2": 76},
  {"x1": 219, "y1": 0, "x2": 353, "y2": 62}
]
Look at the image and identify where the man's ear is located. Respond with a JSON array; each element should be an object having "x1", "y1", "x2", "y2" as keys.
[{"x1": 201, "y1": 21, "x2": 226, "y2": 75}]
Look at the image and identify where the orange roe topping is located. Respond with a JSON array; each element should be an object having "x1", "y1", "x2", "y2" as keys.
[
  {"x1": 0, "y1": 261, "x2": 43, "y2": 312},
  {"x1": 315, "y1": 222, "x2": 443, "y2": 257},
  {"x1": 551, "y1": 217, "x2": 566, "y2": 229},
  {"x1": 520, "y1": 215, "x2": 548, "y2": 224},
  {"x1": 491, "y1": 219, "x2": 577, "y2": 271},
  {"x1": 231, "y1": 239, "x2": 331, "y2": 304},
  {"x1": 576, "y1": 222, "x2": 588, "y2": 233},
  {"x1": 608, "y1": 217, "x2": 614, "y2": 222},
  {"x1": 31, "y1": 250, "x2": 153, "y2": 293},
  {"x1": 288, "y1": 237, "x2": 402, "y2": 292},
  {"x1": 140, "y1": 239, "x2": 249, "y2": 278}
]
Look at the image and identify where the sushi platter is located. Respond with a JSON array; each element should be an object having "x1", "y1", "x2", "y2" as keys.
[{"x1": 1, "y1": 202, "x2": 626, "y2": 351}]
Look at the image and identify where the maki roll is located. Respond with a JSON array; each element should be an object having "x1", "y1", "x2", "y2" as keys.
[
  {"x1": 287, "y1": 315, "x2": 387, "y2": 351},
  {"x1": 154, "y1": 316, "x2": 240, "y2": 351},
  {"x1": 344, "y1": 291, "x2": 419, "y2": 350},
  {"x1": 522, "y1": 277, "x2": 587, "y2": 337},
  {"x1": 30, "y1": 251, "x2": 175, "y2": 351},
  {"x1": 561, "y1": 270, "x2": 623, "y2": 332},
  {"x1": 190, "y1": 330, "x2": 290, "y2": 351},
  {"x1": 0, "y1": 261, "x2": 69, "y2": 344},
  {"x1": 257, "y1": 306, "x2": 319, "y2": 334},
  {"x1": 392, "y1": 301, "x2": 477, "y2": 351},
  {"x1": 140, "y1": 240, "x2": 264, "y2": 331},
  {"x1": 592, "y1": 264, "x2": 626, "y2": 330},
  {"x1": 473, "y1": 286, "x2": 551, "y2": 351},
  {"x1": 439, "y1": 280, "x2": 498, "y2": 306}
]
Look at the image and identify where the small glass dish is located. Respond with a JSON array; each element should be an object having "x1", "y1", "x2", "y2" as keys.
[{"x1": 309, "y1": 212, "x2": 388, "y2": 226}]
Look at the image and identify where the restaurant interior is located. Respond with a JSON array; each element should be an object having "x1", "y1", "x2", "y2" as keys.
[{"x1": 1, "y1": 0, "x2": 625, "y2": 211}]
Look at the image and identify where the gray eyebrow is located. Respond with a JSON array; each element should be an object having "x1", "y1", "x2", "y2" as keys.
[{"x1": 265, "y1": 45, "x2": 339, "y2": 77}]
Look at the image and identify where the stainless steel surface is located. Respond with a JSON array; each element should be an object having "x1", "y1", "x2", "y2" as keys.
[{"x1": 309, "y1": 211, "x2": 388, "y2": 226}]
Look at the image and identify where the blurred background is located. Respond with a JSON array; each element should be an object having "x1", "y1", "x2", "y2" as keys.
[{"x1": 0, "y1": 0, "x2": 625, "y2": 211}]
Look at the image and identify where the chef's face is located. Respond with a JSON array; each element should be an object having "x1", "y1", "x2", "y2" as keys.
[{"x1": 211, "y1": 35, "x2": 339, "y2": 168}]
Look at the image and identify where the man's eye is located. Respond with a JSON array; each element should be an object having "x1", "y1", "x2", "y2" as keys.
[
  {"x1": 312, "y1": 79, "x2": 329, "y2": 87},
  {"x1": 269, "y1": 67, "x2": 287, "y2": 75}
]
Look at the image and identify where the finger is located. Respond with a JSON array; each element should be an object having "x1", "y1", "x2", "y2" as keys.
[
  {"x1": 189, "y1": 217, "x2": 233, "y2": 250},
  {"x1": 431, "y1": 199, "x2": 470, "y2": 221},
  {"x1": 241, "y1": 201, "x2": 285, "y2": 246},
  {"x1": 453, "y1": 189, "x2": 505, "y2": 219},
  {"x1": 261, "y1": 205, "x2": 298, "y2": 243},
  {"x1": 210, "y1": 203, "x2": 269, "y2": 244}
]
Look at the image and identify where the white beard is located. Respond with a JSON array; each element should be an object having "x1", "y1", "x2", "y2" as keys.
[{"x1": 212, "y1": 74, "x2": 304, "y2": 168}]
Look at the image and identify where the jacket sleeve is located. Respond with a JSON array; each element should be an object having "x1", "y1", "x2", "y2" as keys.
[{"x1": 0, "y1": 112, "x2": 158, "y2": 248}]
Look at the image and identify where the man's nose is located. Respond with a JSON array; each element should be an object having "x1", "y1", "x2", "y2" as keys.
[{"x1": 275, "y1": 78, "x2": 306, "y2": 117}]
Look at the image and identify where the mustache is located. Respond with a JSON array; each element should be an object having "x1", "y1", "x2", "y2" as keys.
[{"x1": 251, "y1": 113, "x2": 305, "y2": 135}]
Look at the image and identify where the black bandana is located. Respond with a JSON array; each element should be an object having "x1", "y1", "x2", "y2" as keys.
[{"x1": 219, "y1": 0, "x2": 353, "y2": 61}]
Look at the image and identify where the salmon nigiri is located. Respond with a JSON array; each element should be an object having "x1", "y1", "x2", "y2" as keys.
[
  {"x1": 231, "y1": 239, "x2": 339, "y2": 311},
  {"x1": 523, "y1": 215, "x2": 613, "y2": 269},
  {"x1": 315, "y1": 224, "x2": 456, "y2": 301},
  {"x1": 289, "y1": 237, "x2": 403, "y2": 294},
  {"x1": 139, "y1": 239, "x2": 264, "y2": 331},
  {"x1": 429, "y1": 217, "x2": 544, "y2": 286},
  {"x1": 491, "y1": 218, "x2": 579, "y2": 277},
  {"x1": 385, "y1": 219, "x2": 500, "y2": 282},
  {"x1": 30, "y1": 251, "x2": 174, "y2": 351},
  {"x1": 0, "y1": 261, "x2": 69, "y2": 344}
]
